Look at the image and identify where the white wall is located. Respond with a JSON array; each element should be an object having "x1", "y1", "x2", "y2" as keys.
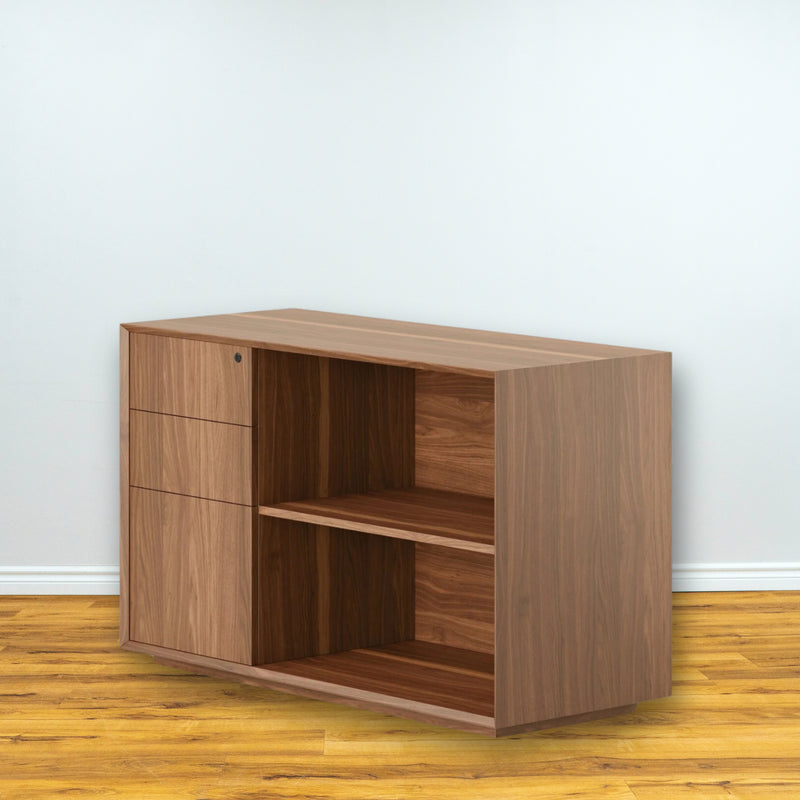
[{"x1": 1, "y1": 0, "x2": 798, "y2": 592}]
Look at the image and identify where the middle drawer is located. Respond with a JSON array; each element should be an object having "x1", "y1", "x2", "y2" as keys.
[{"x1": 130, "y1": 410, "x2": 252, "y2": 505}]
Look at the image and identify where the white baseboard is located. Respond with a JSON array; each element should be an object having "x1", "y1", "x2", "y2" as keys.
[
  {"x1": 672, "y1": 563, "x2": 800, "y2": 591},
  {"x1": 0, "y1": 566, "x2": 120, "y2": 595},
  {"x1": 1, "y1": 563, "x2": 799, "y2": 594}
]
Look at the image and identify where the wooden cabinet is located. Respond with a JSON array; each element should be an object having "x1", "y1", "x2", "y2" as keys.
[{"x1": 121, "y1": 309, "x2": 672, "y2": 736}]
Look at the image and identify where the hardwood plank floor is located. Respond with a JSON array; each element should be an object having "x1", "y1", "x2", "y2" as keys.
[{"x1": 1, "y1": 592, "x2": 799, "y2": 799}]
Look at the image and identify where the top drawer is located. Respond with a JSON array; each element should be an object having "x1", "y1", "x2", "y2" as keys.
[{"x1": 129, "y1": 334, "x2": 251, "y2": 425}]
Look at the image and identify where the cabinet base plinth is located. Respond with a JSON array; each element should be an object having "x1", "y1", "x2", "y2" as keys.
[{"x1": 495, "y1": 704, "x2": 638, "y2": 737}]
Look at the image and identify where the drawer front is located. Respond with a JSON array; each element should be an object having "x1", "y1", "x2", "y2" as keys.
[
  {"x1": 130, "y1": 488, "x2": 253, "y2": 663},
  {"x1": 130, "y1": 410, "x2": 252, "y2": 505},
  {"x1": 130, "y1": 333, "x2": 251, "y2": 425}
]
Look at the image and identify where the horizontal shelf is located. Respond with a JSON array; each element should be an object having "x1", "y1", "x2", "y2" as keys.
[
  {"x1": 263, "y1": 640, "x2": 494, "y2": 718},
  {"x1": 258, "y1": 487, "x2": 494, "y2": 554}
]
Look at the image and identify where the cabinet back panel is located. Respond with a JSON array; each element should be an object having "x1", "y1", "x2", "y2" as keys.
[
  {"x1": 415, "y1": 371, "x2": 494, "y2": 498},
  {"x1": 254, "y1": 350, "x2": 414, "y2": 504},
  {"x1": 415, "y1": 543, "x2": 494, "y2": 655},
  {"x1": 254, "y1": 518, "x2": 414, "y2": 663},
  {"x1": 130, "y1": 334, "x2": 251, "y2": 425}
]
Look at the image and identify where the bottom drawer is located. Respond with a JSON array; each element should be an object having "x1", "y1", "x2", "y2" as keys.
[{"x1": 129, "y1": 488, "x2": 253, "y2": 663}]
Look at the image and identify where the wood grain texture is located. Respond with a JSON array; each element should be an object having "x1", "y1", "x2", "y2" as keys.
[
  {"x1": 259, "y1": 488, "x2": 494, "y2": 554},
  {"x1": 130, "y1": 488, "x2": 253, "y2": 663},
  {"x1": 265, "y1": 640, "x2": 494, "y2": 718},
  {"x1": 415, "y1": 544, "x2": 494, "y2": 654},
  {"x1": 4, "y1": 592, "x2": 800, "y2": 795},
  {"x1": 415, "y1": 370, "x2": 495, "y2": 497},
  {"x1": 130, "y1": 410, "x2": 252, "y2": 505},
  {"x1": 253, "y1": 518, "x2": 414, "y2": 664},
  {"x1": 119, "y1": 326, "x2": 130, "y2": 646},
  {"x1": 254, "y1": 350, "x2": 414, "y2": 505},
  {"x1": 371, "y1": 640, "x2": 494, "y2": 675},
  {"x1": 262, "y1": 308, "x2": 664, "y2": 360},
  {"x1": 254, "y1": 349, "x2": 321, "y2": 504},
  {"x1": 124, "y1": 309, "x2": 663, "y2": 375},
  {"x1": 495, "y1": 353, "x2": 672, "y2": 728},
  {"x1": 129, "y1": 333, "x2": 251, "y2": 425},
  {"x1": 340, "y1": 357, "x2": 414, "y2": 495}
]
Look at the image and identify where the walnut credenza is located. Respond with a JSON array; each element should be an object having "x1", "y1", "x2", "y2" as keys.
[{"x1": 120, "y1": 308, "x2": 671, "y2": 736}]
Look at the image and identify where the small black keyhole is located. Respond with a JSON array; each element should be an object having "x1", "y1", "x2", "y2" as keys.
[{"x1": 234, "y1": 352, "x2": 242, "y2": 363}]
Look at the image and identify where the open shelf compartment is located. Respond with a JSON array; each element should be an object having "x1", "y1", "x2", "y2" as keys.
[
  {"x1": 263, "y1": 640, "x2": 494, "y2": 719},
  {"x1": 252, "y1": 517, "x2": 495, "y2": 696},
  {"x1": 253, "y1": 349, "x2": 495, "y2": 546},
  {"x1": 251, "y1": 348, "x2": 496, "y2": 715}
]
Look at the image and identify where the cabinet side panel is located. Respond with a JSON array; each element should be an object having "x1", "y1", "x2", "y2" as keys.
[
  {"x1": 495, "y1": 355, "x2": 671, "y2": 728},
  {"x1": 415, "y1": 544, "x2": 494, "y2": 654},
  {"x1": 253, "y1": 519, "x2": 414, "y2": 663},
  {"x1": 130, "y1": 334, "x2": 252, "y2": 425},
  {"x1": 620, "y1": 353, "x2": 672, "y2": 700},
  {"x1": 120, "y1": 326, "x2": 130, "y2": 645},
  {"x1": 415, "y1": 371, "x2": 494, "y2": 497},
  {"x1": 130, "y1": 489, "x2": 253, "y2": 664}
]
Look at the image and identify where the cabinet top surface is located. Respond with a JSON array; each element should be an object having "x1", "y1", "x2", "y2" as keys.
[{"x1": 123, "y1": 308, "x2": 666, "y2": 375}]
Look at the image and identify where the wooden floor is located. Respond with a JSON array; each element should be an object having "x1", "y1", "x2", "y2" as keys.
[{"x1": 1, "y1": 592, "x2": 799, "y2": 799}]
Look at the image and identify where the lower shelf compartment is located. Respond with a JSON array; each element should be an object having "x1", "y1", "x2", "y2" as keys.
[
  {"x1": 263, "y1": 640, "x2": 494, "y2": 718},
  {"x1": 125, "y1": 637, "x2": 494, "y2": 731},
  {"x1": 126, "y1": 638, "x2": 640, "y2": 736}
]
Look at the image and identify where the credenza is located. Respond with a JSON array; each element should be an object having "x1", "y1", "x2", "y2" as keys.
[{"x1": 120, "y1": 308, "x2": 671, "y2": 736}]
